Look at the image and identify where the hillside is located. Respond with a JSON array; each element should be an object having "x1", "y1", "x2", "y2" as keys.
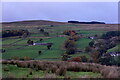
[{"x1": 2, "y1": 20, "x2": 119, "y2": 31}]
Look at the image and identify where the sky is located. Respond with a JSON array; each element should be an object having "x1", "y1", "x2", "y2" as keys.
[{"x1": 1, "y1": 2, "x2": 118, "y2": 24}]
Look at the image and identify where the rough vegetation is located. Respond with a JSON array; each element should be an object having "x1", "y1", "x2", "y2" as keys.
[{"x1": 2, "y1": 60, "x2": 120, "y2": 78}]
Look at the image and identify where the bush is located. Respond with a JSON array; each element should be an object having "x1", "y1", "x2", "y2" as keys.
[
  {"x1": 89, "y1": 41, "x2": 94, "y2": 47},
  {"x1": 80, "y1": 56, "x2": 88, "y2": 62},
  {"x1": 85, "y1": 46, "x2": 92, "y2": 52},
  {"x1": 20, "y1": 56, "x2": 32, "y2": 61},
  {"x1": 64, "y1": 40, "x2": 75, "y2": 49},
  {"x1": 44, "y1": 74, "x2": 56, "y2": 78},
  {"x1": 66, "y1": 47, "x2": 76, "y2": 54},
  {"x1": 11, "y1": 56, "x2": 19, "y2": 60},
  {"x1": 56, "y1": 66, "x2": 66, "y2": 76}
]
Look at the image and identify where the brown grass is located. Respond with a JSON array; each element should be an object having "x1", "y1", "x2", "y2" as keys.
[{"x1": 2, "y1": 60, "x2": 120, "y2": 78}]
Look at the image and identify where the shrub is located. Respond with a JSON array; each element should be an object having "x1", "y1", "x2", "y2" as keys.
[
  {"x1": 66, "y1": 47, "x2": 76, "y2": 54},
  {"x1": 3, "y1": 67, "x2": 9, "y2": 72},
  {"x1": 80, "y1": 56, "x2": 88, "y2": 62},
  {"x1": 50, "y1": 65, "x2": 58, "y2": 73},
  {"x1": 44, "y1": 73, "x2": 56, "y2": 78},
  {"x1": 11, "y1": 56, "x2": 19, "y2": 60},
  {"x1": 55, "y1": 67, "x2": 66, "y2": 76},
  {"x1": 29, "y1": 69, "x2": 33, "y2": 75},
  {"x1": 64, "y1": 40, "x2": 75, "y2": 49},
  {"x1": 20, "y1": 56, "x2": 32, "y2": 61},
  {"x1": 89, "y1": 41, "x2": 94, "y2": 47}
]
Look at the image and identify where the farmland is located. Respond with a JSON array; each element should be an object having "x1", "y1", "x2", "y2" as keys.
[
  {"x1": 1, "y1": 20, "x2": 120, "y2": 78},
  {"x1": 2, "y1": 20, "x2": 110, "y2": 60}
]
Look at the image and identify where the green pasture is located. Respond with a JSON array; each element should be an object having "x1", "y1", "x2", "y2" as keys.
[
  {"x1": 2, "y1": 64, "x2": 102, "y2": 78},
  {"x1": 76, "y1": 38, "x2": 92, "y2": 50},
  {"x1": 78, "y1": 30, "x2": 107, "y2": 36},
  {"x1": 107, "y1": 44, "x2": 120, "y2": 52},
  {"x1": 2, "y1": 24, "x2": 108, "y2": 60}
]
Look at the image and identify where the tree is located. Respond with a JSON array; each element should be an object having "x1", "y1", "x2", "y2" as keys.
[
  {"x1": 89, "y1": 41, "x2": 94, "y2": 47},
  {"x1": 91, "y1": 51, "x2": 100, "y2": 63},
  {"x1": 80, "y1": 56, "x2": 88, "y2": 62},
  {"x1": 64, "y1": 40, "x2": 75, "y2": 49},
  {"x1": 27, "y1": 39, "x2": 33, "y2": 45},
  {"x1": 66, "y1": 47, "x2": 76, "y2": 54},
  {"x1": 39, "y1": 29, "x2": 44, "y2": 33},
  {"x1": 47, "y1": 44, "x2": 52, "y2": 50},
  {"x1": 44, "y1": 32, "x2": 49, "y2": 36},
  {"x1": 39, "y1": 38, "x2": 43, "y2": 41},
  {"x1": 62, "y1": 54, "x2": 70, "y2": 61},
  {"x1": 85, "y1": 46, "x2": 92, "y2": 52},
  {"x1": 38, "y1": 51, "x2": 42, "y2": 55}
]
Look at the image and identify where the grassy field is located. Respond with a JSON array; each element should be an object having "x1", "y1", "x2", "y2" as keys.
[
  {"x1": 2, "y1": 64, "x2": 102, "y2": 78},
  {"x1": 2, "y1": 23, "x2": 108, "y2": 60},
  {"x1": 2, "y1": 20, "x2": 119, "y2": 78}
]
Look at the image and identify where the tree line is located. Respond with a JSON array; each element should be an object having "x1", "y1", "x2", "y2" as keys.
[{"x1": 2, "y1": 29, "x2": 29, "y2": 38}]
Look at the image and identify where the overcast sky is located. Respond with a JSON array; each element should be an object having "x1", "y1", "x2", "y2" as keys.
[{"x1": 1, "y1": 2, "x2": 118, "y2": 24}]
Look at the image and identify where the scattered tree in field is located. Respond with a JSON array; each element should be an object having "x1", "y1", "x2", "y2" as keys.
[
  {"x1": 27, "y1": 39, "x2": 33, "y2": 45},
  {"x1": 38, "y1": 51, "x2": 42, "y2": 55},
  {"x1": 89, "y1": 41, "x2": 94, "y2": 47},
  {"x1": 64, "y1": 40, "x2": 75, "y2": 49},
  {"x1": 63, "y1": 30, "x2": 76, "y2": 36},
  {"x1": 62, "y1": 54, "x2": 70, "y2": 61},
  {"x1": 66, "y1": 47, "x2": 76, "y2": 54},
  {"x1": 39, "y1": 38, "x2": 43, "y2": 41},
  {"x1": 47, "y1": 44, "x2": 52, "y2": 50},
  {"x1": 44, "y1": 32, "x2": 49, "y2": 36},
  {"x1": 50, "y1": 25, "x2": 54, "y2": 27},
  {"x1": 1, "y1": 49, "x2": 5, "y2": 53},
  {"x1": 39, "y1": 29, "x2": 44, "y2": 33}
]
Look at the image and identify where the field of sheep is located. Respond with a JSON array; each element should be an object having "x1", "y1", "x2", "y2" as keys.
[{"x1": 1, "y1": 20, "x2": 120, "y2": 78}]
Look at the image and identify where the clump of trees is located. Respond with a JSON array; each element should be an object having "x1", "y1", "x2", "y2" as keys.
[
  {"x1": 2, "y1": 29, "x2": 29, "y2": 38},
  {"x1": 63, "y1": 30, "x2": 80, "y2": 55},
  {"x1": 64, "y1": 39, "x2": 76, "y2": 54},
  {"x1": 39, "y1": 28, "x2": 49, "y2": 36},
  {"x1": 85, "y1": 31, "x2": 120, "y2": 65},
  {"x1": 27, "y1": 39, "x2": 34, "y2": 45},
  {"x1": 101, "y1": 31, "x2": 120, "y2": 39}
]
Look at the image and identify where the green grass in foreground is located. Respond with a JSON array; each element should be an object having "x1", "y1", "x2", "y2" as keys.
[
  {"x1": 2, "y1": 64, "x2": 44, "y2": 78},
  {"x1": 2, "y1": 64, "x2": 102, "y2": 78}
]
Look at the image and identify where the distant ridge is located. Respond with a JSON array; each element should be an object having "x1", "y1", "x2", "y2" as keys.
[{"x1": 1, "y1": 20, "x2": 68, "y2": 25}]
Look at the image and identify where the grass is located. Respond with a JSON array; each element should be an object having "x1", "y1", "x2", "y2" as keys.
[
  {"x1": 2, "y1": 64, "x2": 44, "y2": 78},
  {"x1": 76, "y1": 38, "x2": 92, "y2": 50},
  {"x1": 70, "y1": 53, "x2": 91, "y2": 59},
  {"x1": 78, "y1": 30, "x2": 107, "y2": 36},
  {"x1": 107, "y1": 44, "x2": 120, "y2": 52},
  {"x1": 2, "y1": 37, "x2": 66, "y2": 60},
  {"x1": 2, "y1": 38, "x2": 21, "y2": 45},
  {"x1": 2, "y1": 23, "x2": 107, "y2": 61},
  {"x1": 2, "y1": 64, "x2": 102, "y2": 78}
]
